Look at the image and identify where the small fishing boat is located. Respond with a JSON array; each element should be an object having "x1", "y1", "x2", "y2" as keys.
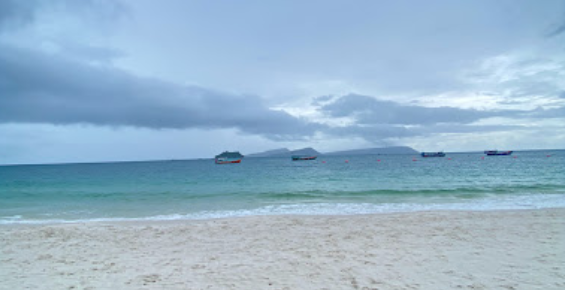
[
  {"x1": 420, "y1": 152, "x2": 446, "y2": 157},
  {"x1": 291, "y1": 155, "x2": 317, "y2": 161},
  {"x1": 484, "y1": 150, "x2": 513, "y2": 156},
  {"x1": 215, "y1": 151, "x2": 244, "y2": 164}
]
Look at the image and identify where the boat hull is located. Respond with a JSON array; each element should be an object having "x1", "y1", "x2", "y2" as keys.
[
  {"x1": 420, "y1": 152, "x2": 445, "y2": 157},
  {"x1": 215, "y1": 158, "x2": 242, "y2": 164},
  {"x1": 484, "y1": 150, "x2": 513, "y2": 156},
  {"x1": 214, "y1": 151, "x2": 244, "y2": 164},
  {"x1": 292, "y1": 156, "x2": 317, "y2": 161}
]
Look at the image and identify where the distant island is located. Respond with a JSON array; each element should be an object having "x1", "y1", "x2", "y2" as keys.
[
  {"x1": 246, "y1": 147, "x2": 320, "y2": 158},
  {"x1": 246, "y1": 146, "x2": 418, "y2": 158},
  {"x1": 323, "y1": 146, "x2": 418, "y2": 156}
]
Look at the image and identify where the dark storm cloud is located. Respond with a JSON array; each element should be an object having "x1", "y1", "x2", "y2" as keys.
[
  {"x1": 0, "y1": 44, "x2": 319, "y2": 140},
  {"x1": 319, "y1": 94, "x2": 508, "y2": 126}
]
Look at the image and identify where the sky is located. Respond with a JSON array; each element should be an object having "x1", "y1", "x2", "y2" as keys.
[{"x1": 1, "y1": 0, "x2": 564, "y2": 164}]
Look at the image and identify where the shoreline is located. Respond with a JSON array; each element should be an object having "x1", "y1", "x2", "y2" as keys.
[
  {"x1": 1, "y1": 208, "x2": 564, "y2": 289},
  {"x1": 2, "y1": 207, "x2": 564, "y2": 227}
]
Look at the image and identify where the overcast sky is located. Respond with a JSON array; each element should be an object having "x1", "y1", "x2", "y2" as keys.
[{"x1": 1, "y1": 0, "x2": 564, "y2": 164}]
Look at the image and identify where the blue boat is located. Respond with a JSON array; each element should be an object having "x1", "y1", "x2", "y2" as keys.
[
  {"x1": 291, "y1": 155, "x2": 317, "y2": 161},
  {"x1": 420, "y1": 152, "x2": 446, "y2": 157},
  {"x1": 484, "y1": 150, "x2": 513, "y2": 156}
]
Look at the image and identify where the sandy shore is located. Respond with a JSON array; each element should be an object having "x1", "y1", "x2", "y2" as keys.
[{"x1": 1, "y1": 209, "x2": 564, "y2": 290}]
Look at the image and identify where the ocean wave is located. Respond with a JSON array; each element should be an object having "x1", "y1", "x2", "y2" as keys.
[
  {"x1": 259, "y1": 185, "x2": 565, "y2": 200},
  {"x1": 2, "y1": 193, "x2": 564, "y2": 225}
]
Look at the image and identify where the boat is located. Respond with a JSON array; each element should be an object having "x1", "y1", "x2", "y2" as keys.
[
  {"x1": 484, "y1": 150, "x2": 513, "y2": 156},
  {"x1": 215, "y1": 151, "x2": 244, "y2": 164},
  {"x1": 291, "y1": 155, "x2": 317, "y2": 161},
  {"x1": 420, "y1": 152, "x2": 446, "y2": 157}
]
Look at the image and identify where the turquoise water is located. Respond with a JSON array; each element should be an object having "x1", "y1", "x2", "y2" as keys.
[{"x1": 1, "y1": 151, "x2": 564, "y2": 224}]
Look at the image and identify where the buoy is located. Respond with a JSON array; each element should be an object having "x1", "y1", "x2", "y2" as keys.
[
  {"x1": 481, "y1": 156, "x2": 485, "y2": 160},
  {"x1": 377, "y1": 159, "x2": 381, "y2": 162},
  {"x1": 513, "y1": 156, "x2": 517, "y2": 158},
  {"x1": 345, "y1": 160, "x2": 349, "y2": 163},
  {"x1": 448, "y1": 158, "x2": 452, "y2": 160},
  {"x1": 322, "y1": 161, "x2": 326, "y2": 163},
  {"x1": 412, "y1": 158, "x2": 417, "y2": 161},
  {"x1": 547, "y1": 155, "x2": 551, "y2": 157}
]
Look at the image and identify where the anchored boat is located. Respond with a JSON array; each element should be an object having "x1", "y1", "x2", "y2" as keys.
[
  {"x1": 484, "y1": 150, "x2": 513, "y2": 156},
  {"x1": 215, "y1": 151, "x2": 244, "y2": 164},
  {"x1": 420, "y1": 152, "x2": 446, "y2": 157},
  {"x1": 291, "y1": 155, "x2": 317, "y2": 161}
]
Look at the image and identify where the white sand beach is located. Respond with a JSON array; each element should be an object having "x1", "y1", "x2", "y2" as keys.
[{"x1": 1, "y1": 209, "x2": 564, "y2": 290}]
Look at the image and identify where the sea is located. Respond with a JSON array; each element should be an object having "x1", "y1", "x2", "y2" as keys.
[{"x1": 1, "y1": 150, "x2": 564, "y2": 224}]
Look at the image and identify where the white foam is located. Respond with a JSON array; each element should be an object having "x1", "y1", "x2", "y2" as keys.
[{"x1": 2, "y1": 193, "x2": 564, "y2": 225}]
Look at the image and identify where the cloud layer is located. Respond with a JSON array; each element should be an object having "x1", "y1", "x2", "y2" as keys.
[
  {"x1": 0, "y1": 44, "x2": 320, "y2": 140},
  {"x1": 1, "y1": 0, "x2": 564, "y2": 164},
  {"x1": 1, "y1": 41, "x2": 563, "y2": 143},
  {"x1": 320, "y1": 94, "x2": 502, "y2": 125}
]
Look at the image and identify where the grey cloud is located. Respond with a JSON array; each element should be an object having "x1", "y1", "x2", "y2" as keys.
[
  {"x1": 320, "y1": 94, "x2": 502, "y2": 126},
  {"x1": 546, "y1": 13, "x2": 565, "y2": 37},
  {"x1": 59, "y1": 42, "x2": 126, "y2": 63},
  {"x1": 89, "y1": 0, "x2": 565, "y2": 103},
  {"x1": 0, "y1": 0, "x2": 125, "y2": 31},
  {"x1": 311, "y1": 95, "x2": 334, "y2": 106},
  {"x1": 546, "y1": 24, "x2": 565, "y2": 37},
  {"x1": 323, "y1": 123, "x2": 525, "y2": 143},
  {"x1": 0, "y1": 44, "x2": 320, "y2": 140},
  {"x1": 314, "y1": 94, "x2": 542, "y2": 141},
  {"x1": 1, "y1": 38, "x2": 557, "y2": 146},
  {"x1": 501, "y1": 64, "x2": 564, "y2": 100},
  {"x1": 326, "y1": 125, "x2": 416, "y2": 141},
  {"x1": 0, "y1": 0, "x2": 37, "y2": 29},
  {"x1": 528, "y1": 107, "x2": 565, "y2": 118},
  {"x1": 418, "y1": 124, "x2": 525, "y2": 134}
]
